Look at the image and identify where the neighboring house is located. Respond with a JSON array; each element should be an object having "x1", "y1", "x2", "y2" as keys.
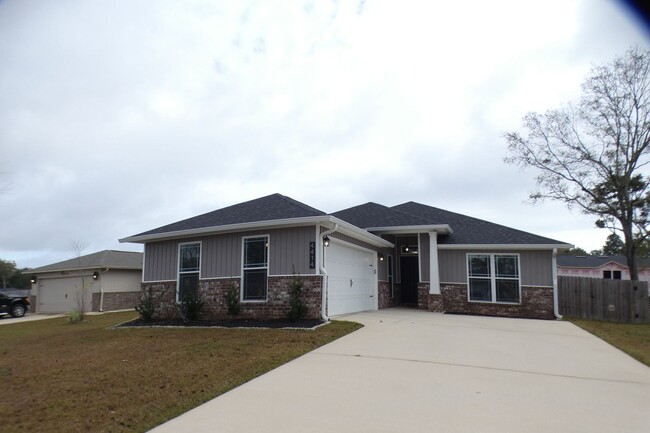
[
  {"x1": 29, "y1": 250, "x2": 143, "y2": 313},
  {"x1": 557, "y1": 254, "x2": 650, "y2": 283},
  {"x1": 119, "y1": 194, "x2": 571, "y2": 320}
]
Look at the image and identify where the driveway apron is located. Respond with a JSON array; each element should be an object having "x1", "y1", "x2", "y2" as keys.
[{"x1": 150, "y1": 308, "x2": 650, "y2": 433}]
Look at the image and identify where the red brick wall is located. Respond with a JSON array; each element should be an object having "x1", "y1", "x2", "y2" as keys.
[
  {"x1": 91, "y1": 292, "x2": 140, "y2": 312},
  {"x1": 378, "y1": 281, "x2": 400, "y2": 309},
  {"x1": 417, "y1": 283, "x2": 429, "y2": 310},
  {"x1": 141, "y1": 276, "x2": 323, "y2": 320},
  {"x1": 435, "y1": 283, "x2": 555, "y2": 320}
]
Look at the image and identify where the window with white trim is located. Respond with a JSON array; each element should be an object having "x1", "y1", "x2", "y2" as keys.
[
  {"x1": 178, "y1": 242, "x2": 200, "y2": 302},
  {"x1": 242, "y1": 236, "x2": 269, "y2": 301},
  {"x1": 467, "y1": 254, "x2": 520, "y2": 303}
]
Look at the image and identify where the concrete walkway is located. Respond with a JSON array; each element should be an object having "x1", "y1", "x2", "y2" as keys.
[
  {"x1": 0, "y1": 313, "x2": 65, "y2": 325},
  {"x1": 150, "y1": 309, "x2": 650, "y2": 433}
]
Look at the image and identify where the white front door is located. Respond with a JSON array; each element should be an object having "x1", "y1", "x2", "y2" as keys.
[{"x1": 326, "y1": 241, "x2": 377, "y2": 316}]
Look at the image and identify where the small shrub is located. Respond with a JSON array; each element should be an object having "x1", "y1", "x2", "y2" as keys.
[
  {"x1": 135, "y1": 288, "x2": 155, "y2": 321},
  {"x1": 224, "y1": 284, "x2": 241, "y2": 318},
  {"x1": 179, "y1": 294, "x2": 204, "y2": 321},
  {"x1": 287, "y1": 278, "x2": 307, "y2": 321},
  {"x1": 68, "y1": 309, "x2": 83, "y2": 323}
]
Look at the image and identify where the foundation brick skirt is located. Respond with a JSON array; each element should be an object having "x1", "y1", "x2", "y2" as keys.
[
  {"x1": 378, "y1": 281, "x2": 400, "y2": 309},
  {"x1": 91, "y1": 291, "x2": 141, "y2": 312},
  {"x1": 436, "y1": 283, "x2": 555, "y2": 320},
  {"x1": 141, "y1": 276, "x2": 323, "y2": 320}
]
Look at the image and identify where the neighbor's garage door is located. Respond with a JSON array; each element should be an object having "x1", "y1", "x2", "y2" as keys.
[
  {"x1": 38, "y1": 277, "x2": 90, "y2": 313},
  {"x1": 327, "y1": 241, "x2": 376, "y2": 316}
]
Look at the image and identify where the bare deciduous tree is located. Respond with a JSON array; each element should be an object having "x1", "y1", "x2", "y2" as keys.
[
  {"x1": 505, "y1": 47, "x2": 650, "y2": 280},
  {"x1": 70, "y1": 240, "x2": 90, "y2": 320}
]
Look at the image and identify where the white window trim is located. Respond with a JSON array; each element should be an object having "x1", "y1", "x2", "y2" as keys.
[
  {"x1": 177, "y1": 241, "x2": 202, "y2": 303},
  {"x1": 241, "y1": 234, "x2": 270, "y2": 302},
  {"x1": 466, "y1": 253, "x2": 521, "y2": 305}
]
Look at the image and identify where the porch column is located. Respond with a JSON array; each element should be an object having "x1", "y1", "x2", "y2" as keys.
[{"x1": 429, "y1": 231, "x2": 440, "y2": 294}]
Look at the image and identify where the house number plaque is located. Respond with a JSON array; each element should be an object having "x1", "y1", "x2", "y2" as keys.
[{"x1": 309, "y1": 241, "x2": 315, "y2": 269}]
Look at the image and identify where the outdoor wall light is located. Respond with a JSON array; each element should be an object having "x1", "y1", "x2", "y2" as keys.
[
  {"x1": 379, "y1": 253, "x2": 384, "y2": 261},
  {"x1": 93, "y1": 271, "x2": 99, "y2": 280},
  {"x1": 404, "y1": 246, "x2": 409, "y2": 252},
  {"x1": 323, "y1": 235, "x2": 331, "y2": 247},
  {"x1": 30, "y1": 275, "x2": 37, "y2": 284}
]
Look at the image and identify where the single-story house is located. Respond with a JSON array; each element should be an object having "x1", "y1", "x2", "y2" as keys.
[
  {"x1": 29, "y1": 250, "x2": 143, "y2": 313},
  {"x1": 120, "y1": 194, "x2": 571, "y2": 320},
  {"x1": 557, "y1": 254, "x2": 650, "y2": 282}
]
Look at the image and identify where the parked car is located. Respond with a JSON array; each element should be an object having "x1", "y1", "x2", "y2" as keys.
[{"x1": 0, "y1": 292, "x2": 30, "y2": 318}]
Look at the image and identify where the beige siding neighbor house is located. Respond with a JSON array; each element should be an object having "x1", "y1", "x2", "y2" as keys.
[{"x1": 29, "y1": 250, "x2": 143, "y2": 313}]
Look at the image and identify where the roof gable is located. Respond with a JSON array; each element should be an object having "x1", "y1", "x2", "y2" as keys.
[
  {"x1": 31, "y1": 250, "x2": 143, "y2": 273},
  {"x1": 133, "y1": 193, "x2": 326, "y2": 237},
  {"x1": 393, "y1": 201, "x2": 566, "y2": 245},
  {"x1": 332, "y1": 202, "x2": 432, "y2": 228}
]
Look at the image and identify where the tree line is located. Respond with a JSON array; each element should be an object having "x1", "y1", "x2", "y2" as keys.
[{"x1": 0, "y1": 259, "x2": 31, "y2": 289}]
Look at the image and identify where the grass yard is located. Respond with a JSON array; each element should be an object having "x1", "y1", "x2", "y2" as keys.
[
  {"x1": 568, "y1": 318, "x2": 650, "y2": 367},
  {"x1": 0, "y1": 312, "x2": 361, "y2": 432}
]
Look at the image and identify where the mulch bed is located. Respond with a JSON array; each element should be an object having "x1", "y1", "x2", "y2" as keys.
[{"x1": 117, "y1": 317, "x2": 326, "y2": 329}]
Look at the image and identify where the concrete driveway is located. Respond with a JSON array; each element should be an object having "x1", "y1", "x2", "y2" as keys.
[{"x1": 150, "y1": 308, "x2": 650, "y2": 433}]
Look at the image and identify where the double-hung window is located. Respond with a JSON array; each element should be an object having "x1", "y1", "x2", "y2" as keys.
[
  {"x1": 178, "y1": 242, "x2": 200, "y2": 302},
  {"x1": 467, "y1": 254, "x2": 520, "y2": 303},
  {"x1": 242, "y1": 236, "x2": 269, "y2": 301}
]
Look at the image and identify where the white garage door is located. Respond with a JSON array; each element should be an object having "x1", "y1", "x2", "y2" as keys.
[
  {"x1": 39, "y1": 277, "x2": 92, "y2": 313},
  {"x1": 327, "y1": 241, "x2": 376, "y2": 316}
]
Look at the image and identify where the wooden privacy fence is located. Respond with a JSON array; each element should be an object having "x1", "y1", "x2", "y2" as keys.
[{"x1": 558, "y1": 276, "x2": 649, "y2": 323}]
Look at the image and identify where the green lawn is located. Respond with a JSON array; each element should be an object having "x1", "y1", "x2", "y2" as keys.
[
  {"x1": 0, "y1": 312, "x2": 361, "y2": 432},
  {"x1": 568, "y1": 318, "x2": 650, "y2": 367}
]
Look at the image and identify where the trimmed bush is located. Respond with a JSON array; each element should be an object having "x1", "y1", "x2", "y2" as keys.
[
  {"x1": 179, "y1": 294, "x2": 204, "y2": 321},
  {"x1": 224, "y1": 284, "x2": 241, "y2": 318},
  {"x1": 68, "y1": 309, "x2": 83, "y2": 323},
  {"x1": 135, "y1": 288, "x2": 155, "y2": 321},
  {"x1": 287, "y1": 278, "x2": 307, "y2": 321}
]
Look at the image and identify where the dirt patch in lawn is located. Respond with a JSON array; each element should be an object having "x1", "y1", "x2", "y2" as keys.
[{"x1": 0, "y1": 311, "x2": 362, "y2": 433}]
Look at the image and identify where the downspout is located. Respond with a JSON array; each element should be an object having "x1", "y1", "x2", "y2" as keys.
[
  {"x1": 552, "y1": 249, "x2": 562, "y2": 319},
  {"x1": 99, "y1": 268, "x2": 109, "y2": 312},
  {"x1": 319, "y1": 223, "x2": 338, "y2": 321}
]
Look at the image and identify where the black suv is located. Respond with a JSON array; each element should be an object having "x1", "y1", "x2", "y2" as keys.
[{"x1": 0, "y1": 292, "x2": 30, "y2": 318}]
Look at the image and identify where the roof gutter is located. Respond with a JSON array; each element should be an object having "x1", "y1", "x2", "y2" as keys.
[
  {"x1": 365, "y1": 224, "x2": 453, "y2": 235},
  {"x1": 319, "y1": 223, "x2": 339, "y2": 322},
  {"x1": 437, "y1": 243, "x2": 573, "y2": 250},
  {"x1": 120, "y1": 215, "x2": 394, "y2": 248}
]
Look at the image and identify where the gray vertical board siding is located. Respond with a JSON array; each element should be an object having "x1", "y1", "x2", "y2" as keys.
[
  {"x1": 268, "y1": 226, "x2": 315, "y2": 275},
  {"x1": 144, "y1": 240, "x2": 178, "y2": 281},
  {"x1": 143, "y1": 226, "x2": 317, "y2": 281},
  {"x1": 438, "y1": 249, "x2": 554, "y2": 286},
  {"x1": 329, "y1": 231, "x2": 379, "y2": 252}
]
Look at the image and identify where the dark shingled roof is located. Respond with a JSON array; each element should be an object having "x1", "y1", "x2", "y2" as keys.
[
  {"x1": 332, "y1": 202, "x2": 432, "y2": 228},
  {"x1": 557, "y1": 254, "x2": 650, "y2": 268},
  {"x1": 134, "y1": 193, "x2": 326, "y2": 237},
  {"x1": 392, "y1": 201, "x2": 566, "y2": 245},
  {"x1": 30, "y1": 250, "x2": 143, "y2": 273}
]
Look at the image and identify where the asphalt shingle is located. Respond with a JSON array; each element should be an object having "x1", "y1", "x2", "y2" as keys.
[{"x1": 133, "y1": 193, "x2": 326, "y2": 237}]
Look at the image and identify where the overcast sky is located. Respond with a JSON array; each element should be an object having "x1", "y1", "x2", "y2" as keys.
[{"x1": 1, "y1": 0, "x2": 649, "y2": 269}]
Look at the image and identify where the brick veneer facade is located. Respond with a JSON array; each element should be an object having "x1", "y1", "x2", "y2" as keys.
[
  {"x1": 378, "y1": 281, "x2": 401, "y2": 309},
  {"x1": 141, "y1": 276, "x2": 323, "y2": 320},
  {"x1": 91, "y1": 292, "x2": 140, "y2": 312},
  {"x1": 428, "y1": 283, "x2": 555, "y2": 320}
]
